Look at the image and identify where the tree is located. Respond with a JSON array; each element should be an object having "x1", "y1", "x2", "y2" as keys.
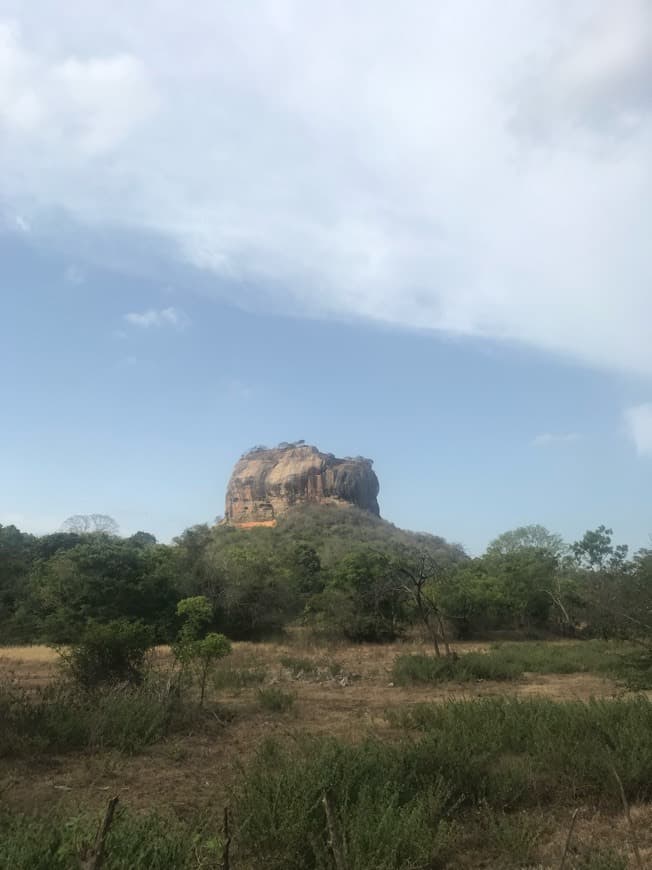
[
  {"x1": 31, "y1": 538, "x2": 178, "y2": 642},
  {"x1": 173, "y1": 596, "x2": 231, "y2": 706},
  {"x1": 61, "y1": 514, "x2": 119, "y2": 536},
  {"x1": 440, "y1": 547, "x2": 559, "y2": 637},
  {"x1": 395, "y1": 551, "x2": 453, "y2": 657},
  {"x1": 203, "y1": 536, "x2": 297, "y2": 638},
  {"x1": 0, "y1": 524, "x2": 36, "y2": 640},
  {"x1": 487, "y1": 525, "x2": 564, "y2": 558},
  {"x1": 128, "y1": 531, "x2": 157, "y2": 548},
  {"x1": 62, "y1": 619, "x2": 154, "y2": 689},
  {"x1": 317, "y1": 550, "x2": 408, "y2": 642},
  {"x1": 572, "y1": 526, "x2": 628, "y2": 572}
]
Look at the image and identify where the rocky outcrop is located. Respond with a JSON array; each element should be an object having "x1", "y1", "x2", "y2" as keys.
[{"x1": 225, "y1": 442, "x2": 380, "y2": 527}]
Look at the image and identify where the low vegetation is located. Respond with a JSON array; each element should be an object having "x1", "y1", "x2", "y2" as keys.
[
  {"x1": 393, "y1": 639, "x2": 650, "y2": 687},
  {"x1": 0, "y1": 805, "x2": 226, "y2": 870},
  {"x1": 0, "y1": 679, "x2": 178, "y2": 757}
]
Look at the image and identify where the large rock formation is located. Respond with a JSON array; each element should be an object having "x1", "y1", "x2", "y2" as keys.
[{"x1": 225, "y1": 442, "x2": 380, "y2": 527}]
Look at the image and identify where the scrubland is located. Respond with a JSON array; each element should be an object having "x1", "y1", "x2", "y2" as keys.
[{"x1": 2, "y1": 636, "x2": 651, "y2": 869}]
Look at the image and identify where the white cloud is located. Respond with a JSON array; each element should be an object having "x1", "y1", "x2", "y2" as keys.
[
  {"x1": 532, "y1": 432, "x2": 581, "y2": 447},
  {"x1": 624, "y1": 404, "x2": 652, "y2": 455},
  {"x1": 0, "y1": 19, "x2": 158, "y2": 154},
  {"x1": 14, "y1": 215, "x2": 30, "y2": 233},
  {"x1": 1, "y1": 3, "x2": 652, "y2": 376},
  {"x1": 124, "y1": 306, "x2": 189, "y2": 330}
]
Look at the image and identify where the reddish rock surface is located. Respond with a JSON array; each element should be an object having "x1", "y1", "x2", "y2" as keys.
[{"x1": 224, "y1": 443, "x2": 380, "y2": 527}]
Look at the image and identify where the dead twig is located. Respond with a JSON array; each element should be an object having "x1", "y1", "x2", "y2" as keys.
[
  {"x1": 221, "y1": 806, "x2": 231, "y2": 870},
  {"x1": 80, "y1": 795, "x2": 119, "y2": 870},
  {"x1": 610, "y1": 763, "x2": 643, "y2": 870},
  {"x1": 322, "y1": 790, "x2": 347, "y2": 870},
  {"x1": 559, "y1": 807, "x2": 580, "y2": 870}
]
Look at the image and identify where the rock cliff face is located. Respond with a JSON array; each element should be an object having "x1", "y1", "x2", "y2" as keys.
[{"x1": 225, "y1": 443, "x2": 380, "y2": 527}]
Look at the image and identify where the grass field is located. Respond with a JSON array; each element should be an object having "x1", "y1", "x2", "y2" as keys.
[{"x1": 1, "y1": 638, "x2": 650, "y2": 868}]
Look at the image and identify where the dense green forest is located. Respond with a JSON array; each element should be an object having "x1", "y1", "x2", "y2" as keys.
[{"x1": 1, "y1": 506, "x2": 650, "y2": 646}]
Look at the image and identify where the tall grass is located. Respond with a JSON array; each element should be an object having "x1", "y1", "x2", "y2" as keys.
[
  {"x1": 236, "y1": 738, "x2": 455, "y2": 869},
  {"x1": 393, "y1": 640, "x2": 640, "y2": 685},
  {"x1": 0, "y1": 676, "x2": 190, "y2": 756},
  {"x1": 0, "y1": 806, "x2": 224, "y2": 870},
  {"x1": 387, "y1": 696, "x2": 652, "y2": 806},
  {"x1": 234, "y1": 696, "x2": 652, "y2": 868}
]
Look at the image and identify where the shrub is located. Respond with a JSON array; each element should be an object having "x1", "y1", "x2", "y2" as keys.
[
  {"x1": 61, "y1": 620, "x2": 154, "y2": 689},
  {"x1": 257, "y1": 687, "x2": 296, "y2": 713},
  {"x1": 392, "y1": 641, "x2": 636, "y2": 685},
  {"x1": 173, "y1": 597, "x2": 232, "y2": 705},
  {"x1": 0, "y1": 676, "x2": 184, "y2": 756},
  {"x1": 236, "y1": 738, "x2": 454, "y2": 869},
  {"x1": 393, "y1": 651, "x2": 520, "y2": 684},
  {"x1": 386, "y1": 696, "x2": 652, "y2": 808}
]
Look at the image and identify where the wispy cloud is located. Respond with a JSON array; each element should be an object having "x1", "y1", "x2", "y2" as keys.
[
  {"x1": 624, "y1": 404, "x2": 652, "y2": 455},
  {"x1": 124, "y1": 307, "x2": 189, "y2": 330},
  {"x1": 532, "y1": 432, "x2": 581, "y2": 448},
  {"x1": 64, "y1": 264, "x2": 84, "y2": 285}
]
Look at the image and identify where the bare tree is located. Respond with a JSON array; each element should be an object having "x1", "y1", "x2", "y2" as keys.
[
  {"x1": 61, "y1": 514, "x2": 119, "y2": 536},
  {"x1": 396, "y1": 552, "x2": 453, "y2": 658}
]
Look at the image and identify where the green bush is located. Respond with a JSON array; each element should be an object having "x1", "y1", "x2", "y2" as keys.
[
  {"x1": 257, "y1": 687, "x2": 296, "y2": 713},
  {"x1": 61, "y1": 619, "x2": 154, "y2": 689}
]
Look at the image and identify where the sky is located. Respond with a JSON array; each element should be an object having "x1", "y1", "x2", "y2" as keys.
[{"x1": 1, "y1": 1, "x2": 651, "y2": 554}]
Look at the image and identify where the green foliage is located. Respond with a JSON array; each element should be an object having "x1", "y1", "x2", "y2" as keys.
[
  {"x1": 0, "y1": 677, "x2": 183, "y2": 756},
  {"x1": 5, "y1": 511, "x2": 652, "y2": 646},
  {"x1": 173, "y1": 596, "x2": 231, "y2": 704},
  {"x1": 175, "y1": 595, "x2": 212, "y2": 643},
  {"x1": 315, "y1": 550, "x2": 408, "y2": 642},
  {"x1": 0, "y1": 805, "x2": 224, "y2": 870},
  {"x1": 393, "y1": 640, "x2": 635, "y2": 684},
  {"x1": 29, "y1": 537, "x2": 178, "y2": 642},
  {"x1": 257, "y1": 686, "x2": 297, "y2": 713},
  {"x1": 387, "y1": 695, "x2": 652, "y2": 808},
  {"x1": 236, "y1": 738, "x2": 455, "y2": 869},
  {"x1": 572, "y1": 526, "x2": 629, "y2": 572},
  {"x1": 393, "y1": 651, "x2": 521, "y2": 683},
  {"x1": 61, "y1": 619, "x2": 154, "y2": 689},
  {"x1": 487, "y1": 524, "x2": 564, "y2": 557}
]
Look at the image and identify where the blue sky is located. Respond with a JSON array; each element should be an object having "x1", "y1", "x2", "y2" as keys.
[{"x1": 1, "y1": 1, "x2": 651, "y2": 553}]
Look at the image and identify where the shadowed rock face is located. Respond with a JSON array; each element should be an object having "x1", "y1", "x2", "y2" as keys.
[{"x1": 225, "y1": 443, "x2": 380, "y2": 526}]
